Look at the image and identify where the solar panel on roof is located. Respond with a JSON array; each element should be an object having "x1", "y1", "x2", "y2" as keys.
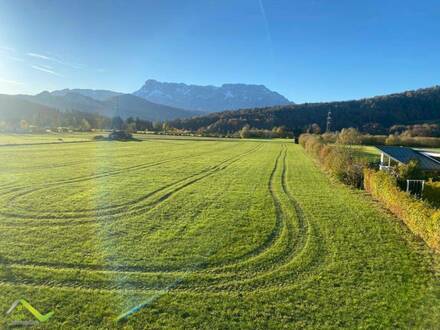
[{"x1": 376, "y1": 146, "x2": 440, "y2": 171}]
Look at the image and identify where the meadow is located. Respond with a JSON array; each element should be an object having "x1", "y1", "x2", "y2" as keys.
[
  {"x1": 0, "y1": 135, "x2": 439, "y2": 329},
  {"x1": 0, "y1": 133, "x2": 96, "y2": 146}
]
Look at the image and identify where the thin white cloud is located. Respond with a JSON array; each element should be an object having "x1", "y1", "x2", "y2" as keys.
[
  {"x1": 31, "y1": 65, "x2": 63, "y2": 77},
  {"x1": 27, "y1": 51, "x2": 82, "y2": 69},
  {"x1": 0, "y1": 78, "x2": 24, "y2": 85},
  {"x1": 27, "y1": 52, "x2": 56, "y2": 61},
  {"x1": 39, "y1": 63, "x2": 53, "y2": 70}
]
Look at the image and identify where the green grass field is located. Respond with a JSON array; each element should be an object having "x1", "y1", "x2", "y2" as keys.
[
  {"x1": 0, "y1": 136, "x2": 439, "y2": 329},
  {"x1": 0, "y1": 133, "x2": 97, "y2": 146},
  {"x1": 352, "y1": 145, "x2": 381, "y2": 161}
]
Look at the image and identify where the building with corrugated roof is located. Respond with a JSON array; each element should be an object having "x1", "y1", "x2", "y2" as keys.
[{"x1": 376, "y1": 146, "x2": 440, "y2": 173}]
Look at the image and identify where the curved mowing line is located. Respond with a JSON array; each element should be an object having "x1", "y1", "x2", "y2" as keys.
[
  {"x1": 0, "y1": 144, "x2": 268, "y2": 290},
  {"x1": 199, "y1": 146, "x2": 286, "y2": 272},
  {"x1": 0, "y1": 144, "x2": 263, "y2": 227},
  {"x1": 0, "y1": 144, "x2": 330, "y2": 295},
  {"x1": 0, "y1": 143, "x2": 245, "y2": 220},
  {"x1": 170, "y1": 146, "x2": 328, "y2": 292},
  {"x1": 0, "y1": 141, "x2": 230, "y2": 199},
  {"x1": 199, "y1": 146, "x2": 296, "y2": 273},
  {"x1": 0, "y1": 147, "x2": 284, "y2": 272},
  {"x1": 0, "y1": 140, "x2": 230, "y2": 199},
  {"x1": 215, "y1": 146, "x2": 326, "y2": 285},
  {"x1": 0, "y1": 256, "x2": 329, "y2": 294},
  {"x1": 163, "y1": 145, "x2": 321, "y2": 289},
  {"x1": 0, "y1": 144, "x2": 262, "y2": 225},
  {"x1": 0, "y1": 159, "x2": 174, "y2": 202},
  {"x1": 0, "y1": 226, "x2": 327, "y2": 294},
  {"x1": 171, "y1": 145, "x2": 315, "y2": 287}
]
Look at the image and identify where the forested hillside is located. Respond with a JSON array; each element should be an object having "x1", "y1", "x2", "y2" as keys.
[
  {"x1": 0, "y1": 94, "x2": 111, "y2": 130},
  {"x1": 18, "y1": 91, "x2": 201, "y2": 121},
  {"x1": 169, "y1": 86, "x2": 440, "y2": 135}
]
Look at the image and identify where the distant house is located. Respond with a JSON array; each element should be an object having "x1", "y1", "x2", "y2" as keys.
[
  {"x1": 57, "y1": 127, "x2": 70, "y2": 133},
  {"x1": 376, "y1": 146, "x2": 440, "y2": 173},
  {"x1": 376, "y1": 146, "x2": 440, "y2": 196}
]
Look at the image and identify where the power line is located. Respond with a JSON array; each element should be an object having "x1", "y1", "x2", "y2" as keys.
[{"x1": 326, "y1": 110, "x2": 332, "y2": 132}]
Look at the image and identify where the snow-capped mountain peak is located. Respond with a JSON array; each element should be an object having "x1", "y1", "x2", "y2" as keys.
[{"x1": 133, "y1": 79, "x2": 290, "y2": 112}]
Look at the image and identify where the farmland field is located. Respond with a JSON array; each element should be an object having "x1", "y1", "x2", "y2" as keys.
[
  {"x1": 0, "y1": 136, "x2": 439, "y2": 329},
  {"x1": 0, "y1": 133, "x2": 96, "y2": 146},
  {"x1": 350, "y1": 145, "x2": 380, "y2": 162}
]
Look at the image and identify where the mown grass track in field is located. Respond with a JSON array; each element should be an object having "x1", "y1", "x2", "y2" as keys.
[
  {"x1": 192, "y1": 145, "x2": 307, "y2": 275},
  {"x1": 0, "y1": 143, "x2": 262, "y2": 226},
  {"x1": 0, "y1": 141, "x2": 246, "y2": 219},
  {"x1": 0, "y1": 139, "x2": 226, "y2": 187},
  {"x1": 0, "y1": 143, "x2": 269, "y2": 274},
  {"x1": 0, "y1": 142, "x2": 276, "y2": 270},
  {"x1": 0, "y1": 140, "x2": 231, "y2": 200},
  {"x1": 0, "y1": 144, "x2": 278, "y2": 277},
  {"x1": 175, "y1": 145, "x2": 326, "y2": 291},
  {"x1": 0, "y1": 144, "x2": 323, "y2": 293}
]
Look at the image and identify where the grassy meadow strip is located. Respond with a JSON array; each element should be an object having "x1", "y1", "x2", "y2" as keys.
[
  {"x1": 0, "y1": 136, "x2": 439, "y2": 328},
  {"x1": 0, "y1": 133, "x2": 96, "y2": 146}
]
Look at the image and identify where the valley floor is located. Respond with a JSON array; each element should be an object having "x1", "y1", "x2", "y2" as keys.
[{"x1": 0, "y1": 136, "x2": 438, "y2": 329}]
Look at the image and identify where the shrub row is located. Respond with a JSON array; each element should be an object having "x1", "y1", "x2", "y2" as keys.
[
  {"x1": 299, "y1": 134, "x2": 367, "y2": 188},
  {"x1": 385, "y1": 135, "x2": 440, "y2": 148},
  {"x1": 424, "y1": 180, "x2": 440, "y2": 208},
  {"x1": 364, "y1": 169, "x2": 440, "y2": 252},
  {"x1": 320, "y1": 131, "x2": 440, "y2": 148},
  {"x1": 359, "y1": 134, "x2": 440, "y2": 148}
]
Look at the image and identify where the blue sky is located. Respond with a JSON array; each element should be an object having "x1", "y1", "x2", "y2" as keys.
[{"x1": 0, "y1": 0, "x2": 439, "y2": 103}]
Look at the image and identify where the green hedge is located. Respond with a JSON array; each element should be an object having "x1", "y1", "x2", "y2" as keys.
[
  {"x1": 424, "y1": 181, "x2": 440, "y2": 208},
  {"x1": 299, "y1": 133, "x2": 367, "y2": 188},
  {"x1": 364, "y1": 169, "x2": 440, "y2": 252}
]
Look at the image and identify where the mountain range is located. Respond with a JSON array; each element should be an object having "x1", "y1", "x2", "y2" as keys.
[
  {"x1": 16, "y1": 89, "x2": 201, "y2": 122},
  {"x1": 133, "y1": 79, "x2": 291, "y2": 112},
  {"x1": 50, "y1": 88, "x2": 122, "y2": 101},
  {"x1": 0, "y1": 81, "x2": 290, "y2": 122}
]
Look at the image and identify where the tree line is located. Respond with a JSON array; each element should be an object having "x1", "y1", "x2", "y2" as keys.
[
  {"x1": 0, "y1": 109, "x2": 165, "y2": 133},
  {"x1": 168, "y1": 86, "x2": 440, "y2": 136}
]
